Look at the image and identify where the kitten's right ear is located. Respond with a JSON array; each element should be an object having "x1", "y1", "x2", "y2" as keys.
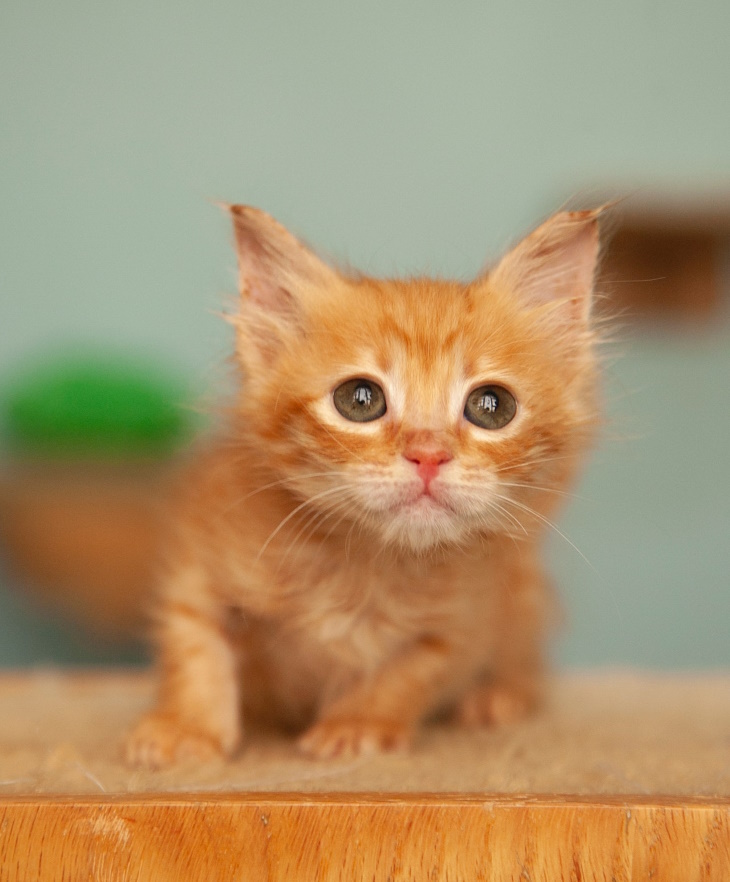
[{"x1": 227, "y1": 205, "x2": 336, "y2": 318}]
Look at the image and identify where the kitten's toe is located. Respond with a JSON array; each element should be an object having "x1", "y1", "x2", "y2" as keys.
[
  {"x1": 125, "y1": 711, "x2": 237, "y2": 769},
  {"x1": 456, "y1": 683, "x2": 538, "y2": 728},
  {"x1": 298, "y1": 717, "x2": 411, "y2": 760}
]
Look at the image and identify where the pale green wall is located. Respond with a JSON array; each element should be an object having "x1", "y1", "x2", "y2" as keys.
[{"x1": 1, "y1": 1, "x2": 729, "y2": 666}]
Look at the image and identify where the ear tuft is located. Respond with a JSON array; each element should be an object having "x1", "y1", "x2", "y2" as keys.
[{"x1": 489, "y1": 208, "x2": 604, "y2": 325}]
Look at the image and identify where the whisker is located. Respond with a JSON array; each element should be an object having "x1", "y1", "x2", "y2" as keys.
[
  {"x1": 493, "y1": 494, "x2": 599, "y2": 576},
  {"x1": 476, "y1": 506, "x2": 524, "y2": 552},
  {"x1": 485, "y1": 499, "x2": 529, "y2": 536},
  {"x1": 255, "y1": 485, "x2": 353, "y2": 561},
  {"x1": 498, "y1": 481, "x2": 584, "y2": 502},
  {"x1": 277, "y1": 491, "x2": 353, "y2": 572},
  {"x1": 493, "y1": 452, "x2": 578, "y2": 473},
  {"x1": 298, "y1": 507, "x2": 356, "y2": 587},
  {"x1": 224, "y1": 471, "x2": 351, "y2": 511},
  {"x1": 344, "y1": 516, "x2": 361, "y2": 562}
]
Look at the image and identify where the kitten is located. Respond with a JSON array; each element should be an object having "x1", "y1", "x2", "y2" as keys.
[{"x1": 126, "y1": 205, "x2": 602, "y2": 767}]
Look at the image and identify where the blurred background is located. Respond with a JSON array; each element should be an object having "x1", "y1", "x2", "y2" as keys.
[{"x1": 1, "y1": 0, "x2": 729, "y2": 668}]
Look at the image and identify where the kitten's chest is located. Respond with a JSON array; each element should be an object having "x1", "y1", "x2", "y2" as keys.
[
  {"x1": 303, "y1": 605, "x2": 404, "y2": 670},
  {"x1": 220, "y1": 505, "x2": 498, "y2": 667},
  {"x1": 272, "y1": 551, "x2": 484, "y2": 670}
]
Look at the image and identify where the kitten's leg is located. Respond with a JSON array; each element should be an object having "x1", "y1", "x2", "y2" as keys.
[
  {"x1": 456, "y1": 560, "x2": 552, "y2": 727},
  {"x1": 298, "y1": 636, "x2": 455, "y2": 759},
  {"x1": 125, "y1": 565, "x2": 241, "y2": 769}
]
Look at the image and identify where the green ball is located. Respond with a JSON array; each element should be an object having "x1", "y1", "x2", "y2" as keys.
[{"x1": 2, "y1": 353, "x2": 196, "y2": 459}]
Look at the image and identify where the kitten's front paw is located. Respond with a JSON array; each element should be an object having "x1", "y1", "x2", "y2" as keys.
[
  {"x1": 298, "y1": 717, "x2": 411, "y2": 760},
  {"x1": 456, "y1": 682, "x2": 537, "y2": 728},
  {"x1": 125, "y1": 711, "x2": 238, "y2": 769}
]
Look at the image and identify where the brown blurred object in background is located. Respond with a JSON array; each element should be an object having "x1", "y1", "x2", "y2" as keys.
[
  {"x1": 0, "y1": 461, "x2": 176, "y2": 638},
  {"x1": 598, "y1": 192, "x2": 730, "y2": 323}
]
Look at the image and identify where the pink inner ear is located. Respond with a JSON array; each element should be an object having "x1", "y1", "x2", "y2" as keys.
[
  {"x1": 489, "y1": 210, "x2": 601, "y2": 325},
  {"x1": 542, "y1": 223, "x2": 600, "y2": 322},
  {"x1": 228, "y1": 204, "x2": 337, "y2": 320},
  {"x1": 245, "y1": 271, "x2": 296, "y2": 317}
]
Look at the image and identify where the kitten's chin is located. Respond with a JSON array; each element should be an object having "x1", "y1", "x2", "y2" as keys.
[{"x1": 379, "y1": 498, "x2": 468, "y2": 554}]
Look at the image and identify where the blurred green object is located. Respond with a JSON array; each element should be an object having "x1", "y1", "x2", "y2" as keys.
[{"x1": 1, "y1": 353, "x2": 194, "y2": 459}]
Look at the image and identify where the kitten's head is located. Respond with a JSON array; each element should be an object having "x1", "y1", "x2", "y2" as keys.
[{"x1": 228, "y1": 205, "x2": 602, "y2": 553}]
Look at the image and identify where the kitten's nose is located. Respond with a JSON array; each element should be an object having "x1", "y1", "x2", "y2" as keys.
[{"x1": 403, "y1": 437, "x2": 453, "y2": 488}]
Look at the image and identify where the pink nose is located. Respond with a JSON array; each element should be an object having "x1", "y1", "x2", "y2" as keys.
[{"x1": 404, "y1": 447, "x2": 453, "y2": 487}]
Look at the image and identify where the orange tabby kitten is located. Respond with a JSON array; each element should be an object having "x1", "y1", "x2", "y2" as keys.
[{"x1": 126, "y1": 205, "x2": 602, "y2": 767}]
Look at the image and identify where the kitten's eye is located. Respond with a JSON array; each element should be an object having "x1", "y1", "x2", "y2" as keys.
[
  {"x1": 333, "y1": 379, "x2": 387, "y2": 422},
  {"x1": 464, "y1": 385, "x2": 516, "y2": 430}
]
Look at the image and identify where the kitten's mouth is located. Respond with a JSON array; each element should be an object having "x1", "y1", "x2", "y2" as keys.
[
  {"x1": 400, "y1": 487, "x2": 453, "y2": 513},
  {"x1": 378, "y1": 486, "x2": 464, "y2": 552},
  {"x1": 367, "y1": 481, "x2": 458, "y2": 526},
  {"x1": 406, "y1": 495, "x2": 439, "y2": 509}
]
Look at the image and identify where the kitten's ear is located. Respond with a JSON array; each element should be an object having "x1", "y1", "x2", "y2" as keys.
[
  {"x1": 228, "y1": 204, "x2": 337, "y2": 319},
  {"x1": 488, "y1": 209, "x2": 602, "y2": 326}
]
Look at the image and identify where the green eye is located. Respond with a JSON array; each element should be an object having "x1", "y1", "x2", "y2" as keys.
[
  {"x1": 464, "y1": 385, "x2": 516, "y2": 429},
  {"x1": 333, "y1": 378, "x2": 387, "y2": 422}
]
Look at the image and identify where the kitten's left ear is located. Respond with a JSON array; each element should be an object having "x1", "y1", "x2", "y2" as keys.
[{"x1": 488, "y1": 208, "x2": 603, "y2": 326}]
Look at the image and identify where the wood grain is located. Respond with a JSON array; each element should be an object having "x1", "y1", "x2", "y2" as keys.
[
  {"x1": 1, "y1": 793, "x2": 729, "y2": 881},
  {"x1": 1, "y1": 671, "x2": 729, "y2": 879}
]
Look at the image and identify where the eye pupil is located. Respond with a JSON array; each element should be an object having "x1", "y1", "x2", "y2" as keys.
[
  {"x1": 334, "y1": 378, "x2": 387, "y2": 422},
  {"x1": 479, "y1": 393, "x2": 498, "y2": 413},
  {"x1": 354, "y1": 385, "x2": 372, "y2": 407}
]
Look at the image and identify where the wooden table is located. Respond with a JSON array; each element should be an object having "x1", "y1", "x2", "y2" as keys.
[{"x1": 0, "y1": 670, "x2": 728, "y2": 880}]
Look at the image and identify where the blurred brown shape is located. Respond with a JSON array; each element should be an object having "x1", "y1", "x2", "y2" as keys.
[
  {"x1": 598, "y1": 193, "x2": 730, "y2": 323},
  {"x1": 0, "y1": 462, "x2": 176, "y2": 638}
]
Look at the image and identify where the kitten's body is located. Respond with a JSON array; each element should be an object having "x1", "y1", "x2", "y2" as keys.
[{"x1": 127, "y1": 207, "x2": 602, "y2": 766}]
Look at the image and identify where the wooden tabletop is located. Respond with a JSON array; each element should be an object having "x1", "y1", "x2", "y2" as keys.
[{"x1": 0, "y1": 669, "x2": 728, "y2": 880}]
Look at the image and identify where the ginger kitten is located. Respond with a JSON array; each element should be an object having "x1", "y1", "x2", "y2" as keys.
[{"x1": 126, "y1": 206, "x2": 602, "y2": 766}]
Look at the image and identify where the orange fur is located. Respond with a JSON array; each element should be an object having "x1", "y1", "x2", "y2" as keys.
[{"x1": 125, "y1": 206, "x2": 604, "y2": 767}]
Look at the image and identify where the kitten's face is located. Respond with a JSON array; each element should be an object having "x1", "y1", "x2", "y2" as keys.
[{"x1": 230, "y1": 207, "x2": 600, "y2": 552}]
